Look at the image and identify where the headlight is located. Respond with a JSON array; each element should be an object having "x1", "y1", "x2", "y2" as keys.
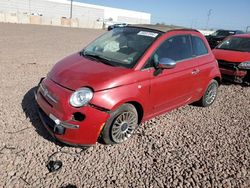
[
  {"x1": 69, "y1": 87, "x2": 93, "y2": 107},
  {"x1": 238, "y1": 61, "x2": 250, "y2": 70}
]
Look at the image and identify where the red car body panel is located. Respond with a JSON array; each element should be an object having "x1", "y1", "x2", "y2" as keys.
[
  {"x1": 213, "y1": 49, "x2": 250, "y2": 63},
  {"x1": 36, "y1": 28, "x2": 221, "y2": 146},
  {"x1": 48, "y1": 53, "x2": 132, "y2": 91}
]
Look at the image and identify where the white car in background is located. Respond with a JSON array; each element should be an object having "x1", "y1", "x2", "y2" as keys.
[{"x1": 107, "y1": 23, "x2": 128, "y2": 31}]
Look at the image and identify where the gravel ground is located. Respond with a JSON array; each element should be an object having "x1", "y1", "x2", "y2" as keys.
[{"x1": 0, "y1": 23, "x2": 249, "y2": 188}]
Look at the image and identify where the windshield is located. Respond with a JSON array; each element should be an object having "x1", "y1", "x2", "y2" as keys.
[
  {"x1": 83, "y1": 27, "x2": 160, "y2": 68},
  {"x1": 211, "y1": 30, "x2": 235, "y2": 37},
  {"x1": 216, "y1": 37, "x2": 250, "y2": 52}
]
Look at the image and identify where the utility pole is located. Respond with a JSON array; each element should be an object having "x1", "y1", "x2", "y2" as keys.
[
  {"x1": 246, "y1": 26, "x2": 250, "y2": 33},
  {"x1": 206, "y1": 9, "x2": 212, "y2": 30},
  {"x1": 70, "y1": 0, "x2": 73, "y2": 18},
  {"x1": 190, "y1": 19, "x2": 197, "y2": 29},
  {"x1": 28, "y1": 0, "x2": 31, "y2": 14}
]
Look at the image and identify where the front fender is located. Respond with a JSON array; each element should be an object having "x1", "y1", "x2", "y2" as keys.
[{"x1": 90, "y1": 81, "x2": 151, "y2": 115}]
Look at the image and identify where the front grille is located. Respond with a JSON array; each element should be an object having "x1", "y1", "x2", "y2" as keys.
[{"x1": 218, "y1": 60, "x2": 239, "y2": 70}]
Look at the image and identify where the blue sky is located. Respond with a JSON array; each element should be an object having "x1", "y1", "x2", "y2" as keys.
[{"x1": 76, "y1": 0, "x2": 250, "y2": 30}]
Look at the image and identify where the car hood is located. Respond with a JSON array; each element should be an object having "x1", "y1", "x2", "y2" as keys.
[
  {"x1": 212, "y1": 49, "x2": 250, "y2": 63},
  {"x1": 47, "y1": 53, "x2": 132, "y2": 91}
]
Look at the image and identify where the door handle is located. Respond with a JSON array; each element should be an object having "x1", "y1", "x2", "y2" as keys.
[{"x1": 192, "y1": 69, "x2": 200, "y2": 75}]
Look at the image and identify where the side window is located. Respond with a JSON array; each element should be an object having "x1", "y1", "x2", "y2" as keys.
[
  {"x1": 149, "y1": 35, "x2": 193, "y2": 67},
  {"x1": 144, "y1": 35, "x2": 193, "y2": 69},
  {"x1": 192, "y1": 36, "x2": 208, "y2": 56}
]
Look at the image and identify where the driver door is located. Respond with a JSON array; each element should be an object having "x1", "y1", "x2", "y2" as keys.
[{"x1": 148, "y1": 35, "x2": 197, "y2": 115}]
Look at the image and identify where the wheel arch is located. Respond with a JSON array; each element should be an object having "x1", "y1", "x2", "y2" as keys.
[
  {"x1": 213, "y1": 76, "x2": 222, "y2": 85},
  {"x1": 126, "y1": 101, "x2": 144, "y2": 124}
]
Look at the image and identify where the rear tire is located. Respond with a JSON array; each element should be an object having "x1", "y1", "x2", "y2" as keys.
[
  {"x1": 197, "y1": 79, "x2": 219, "y2": 107},
  {"x1": 100, "y1": 104, "x2": 138, "y2": 145}
]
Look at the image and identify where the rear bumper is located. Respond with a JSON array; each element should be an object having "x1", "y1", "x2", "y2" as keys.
[{"x1": 35, "y1": 78, "x2": 110, "y2": 146}]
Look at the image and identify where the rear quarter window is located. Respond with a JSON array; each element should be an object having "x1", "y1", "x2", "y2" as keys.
[{"x1": 192, "y1": 36, "x2": 208, "y2": 56}]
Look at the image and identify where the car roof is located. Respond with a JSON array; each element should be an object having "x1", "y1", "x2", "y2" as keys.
[
  {"x1": 128, "y1": 24, "x2": 198, "y2": 33},
  {"x1": 230, "y1": 34, "x2": 250, "y2": 38},
  {"x1": 115, "y1": 23, "x2": 126, "y2": 25},
  {"x1": 217, "y1": 29, "x2": 235, "y2": 31}
]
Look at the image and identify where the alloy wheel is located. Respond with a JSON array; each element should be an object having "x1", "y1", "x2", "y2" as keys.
[
  {"x1": 205, "y1": 83, "x2": 217, "y2": 105},
  {"x1": 111, "y1": 111, "x2": 137, "y2": 143}
]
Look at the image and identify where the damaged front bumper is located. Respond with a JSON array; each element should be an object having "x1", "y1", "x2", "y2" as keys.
[
  {"x1": 36, "y1": 107, "x2": 79, "y2": 135},
  {"x1": 219, "y1": 68, "x2": 248, "y2": 83},
  {"x1": 218, "y1": 60, "x2": 249, "y2": 83},
  {"x1": 34, "y1": 77, "x2": 110, "y2": 146}
]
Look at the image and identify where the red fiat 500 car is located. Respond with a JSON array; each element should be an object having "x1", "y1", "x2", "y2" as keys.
[
  {"x1": 35, "y1": 25, "x2": 221, "y2": 146},
  {"x1": 213, "y1": 34, "x2": 250, "y2": 84}
]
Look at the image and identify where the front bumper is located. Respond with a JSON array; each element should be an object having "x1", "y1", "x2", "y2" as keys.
[
  {"x1": 219, "y1": 68, "x2": 247, "y2": 82},
  {"x1": 35, "y1": 78, "x2": 110, "y2": 146},
  {"x1": 218, "y1": 61, "x2": 248, "y2": 83}
]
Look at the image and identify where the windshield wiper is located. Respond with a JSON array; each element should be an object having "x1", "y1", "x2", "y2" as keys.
[{"x1": 80, "y1": 51, "x2": 114, "y2": 66}]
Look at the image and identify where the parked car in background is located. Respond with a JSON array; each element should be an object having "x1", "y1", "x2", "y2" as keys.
[
  {"x1": 246, "y1": 26, "x2": 250, "y2": 33},
  {"x1": 213, "y1": 34, "x2": 250, "y2": 84},
  {"x1": 107, "y1": 23, "x2": 128, "y2": 31},
  {"x1": 35, "y1": 25, "x2": 221, "y2": 146},
  {"x1": 206, "y1": 29, "x2": 245, "y2": 49}
]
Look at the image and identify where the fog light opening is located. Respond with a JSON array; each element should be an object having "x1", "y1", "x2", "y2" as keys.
[{"x1": 73, "y1": 112, "x2": 85, "y2": 122}]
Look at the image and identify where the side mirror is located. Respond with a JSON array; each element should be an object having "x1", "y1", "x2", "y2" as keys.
[{"x1": 158, "y1": 58, "x2": 176, "y2": 69}]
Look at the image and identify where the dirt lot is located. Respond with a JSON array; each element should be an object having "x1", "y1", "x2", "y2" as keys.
[{"x1": 0, "y1": 23, "x2": 249, "y2": 188}]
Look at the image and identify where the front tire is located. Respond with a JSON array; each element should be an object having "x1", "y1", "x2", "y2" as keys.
[
  {"x1": 100, "y1": 104, "x2": 138, "y2": 145},
  {"x1": 197, "y1": 79, "x2": 219, "y2": 107}
]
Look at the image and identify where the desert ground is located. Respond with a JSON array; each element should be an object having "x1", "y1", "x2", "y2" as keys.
[{"x1": 0, "y1": 23, "x2": 249, "y2": 187}]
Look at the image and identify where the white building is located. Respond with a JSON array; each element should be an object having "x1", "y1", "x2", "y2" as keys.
[{"x1": 0, "y1": 0, "x2": 151, "y2": 28}]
